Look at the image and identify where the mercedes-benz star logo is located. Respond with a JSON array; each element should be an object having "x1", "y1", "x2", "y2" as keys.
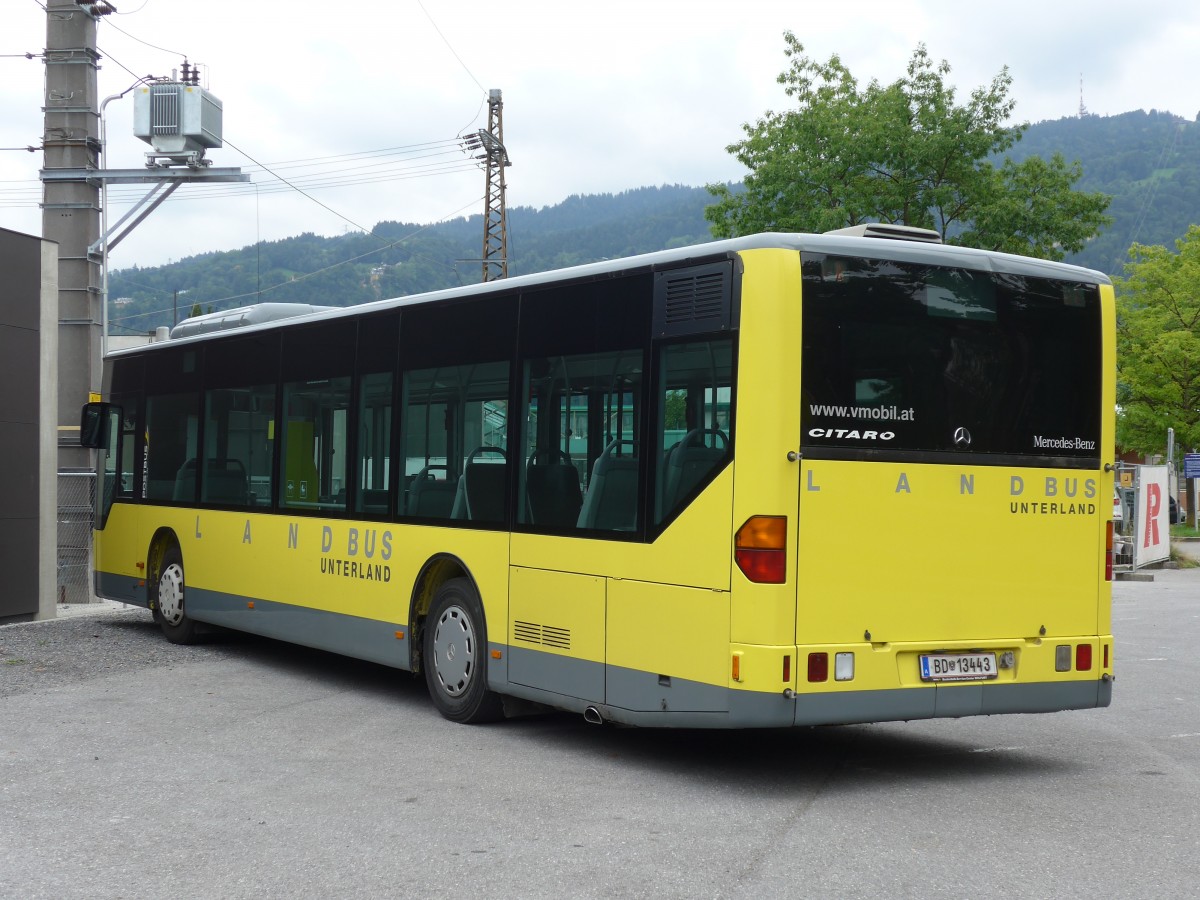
[{"x1": 953, "y1": 426, "x2": 972, "y2": 447}]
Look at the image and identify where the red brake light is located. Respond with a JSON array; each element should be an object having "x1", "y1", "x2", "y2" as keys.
[
  {"x1": 1076, "y1": 644, "x2": 1093, "y2": 671},
  {"x1": 807, "y1": 652, "x2": 828, "y2": 682},
  {"x1": 735, "y1": 516, "x2": 787, "y2": 584}
]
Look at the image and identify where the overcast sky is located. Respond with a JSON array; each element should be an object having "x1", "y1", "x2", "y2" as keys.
[{"x1": 2, "y1": 0, "x2": 1198, "y2": 271}]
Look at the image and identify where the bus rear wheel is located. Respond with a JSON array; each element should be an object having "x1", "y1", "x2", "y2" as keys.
[
  {"x1": 153, "y1": 545, "x2": 199, "y2": 645},
  {"x1": 423, "y1": 578, "x2": 504, "y2": 724}
]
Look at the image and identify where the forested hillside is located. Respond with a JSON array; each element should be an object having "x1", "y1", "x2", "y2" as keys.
[
  {"x1": 108, "y1": 110, "x2": 1200, "y2": 334},
  {"x1": 1009, "y1": 109, "x2": 1200, "y2": 273},
  {"x1": 107, "y1": 184, "x2": 714, "y2": 334}
]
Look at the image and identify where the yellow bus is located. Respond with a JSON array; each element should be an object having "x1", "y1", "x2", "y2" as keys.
[{"x1": 81, "y1": 228, "x2": 1115, "y2": 727}]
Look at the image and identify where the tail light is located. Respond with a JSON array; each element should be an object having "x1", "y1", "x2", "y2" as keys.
[
  {"x1": 807, "y1": 652, "x2": 828, "y2": 682},
  {"x1": 1076, "y1": 643, "x2": 1093, "y2": 671},
  {"x1": 735, "y1": 516, "x2": 787, "y2": 584}
]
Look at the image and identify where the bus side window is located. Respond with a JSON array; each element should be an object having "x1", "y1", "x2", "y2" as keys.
[
  {"x1": 146, "y1": 393, "x2": 199, "y2": 502},
  {"x1": 400, "y1": 360, "x2": 510, "y2": 524},
  {"x1": 201, "y1": 386, "x2": 274, "y2": 507},
  {"x1": 654, "y1": 338, "x2": 734, "y2": 526},
  {"x1": 517, "y1": 351, "x2": 642, "y2": 533},
  {"x1": 279, "y1": 379, "x2": 350, "y2": 511},
  {"x1": 200, "y1": 334, "x2": 280, "y2": 509},
  {"x1": 520, "y1": 355, "x2": 643, "y2": 535},
  {"x1": 279, "y1": 321, "x2": 355, "y2": 513},
  {"x1": 516, "y1": 274, "x2": 651, "y2": 537},
  {"x1": 103, "y1": 394, "x2": 139, "y2": 501},
  {"x1": 355, "y1": 372, "x2": 393, "y2": 516}
]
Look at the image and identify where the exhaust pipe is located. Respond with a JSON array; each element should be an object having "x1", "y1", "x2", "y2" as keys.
[{"x1": 583, "y1": 706, "x2": 604, "y2": 725}]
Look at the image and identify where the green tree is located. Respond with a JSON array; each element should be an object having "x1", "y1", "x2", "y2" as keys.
[
  {"x1": 1115, "y1": 225, "x2": 1200, "y2": 454},
  {"x1": 663, "y1": 390, "x2": 687, "y2": 431},
  {"x1": 706, "y1": 33, "x2": 1111, "y2": 260}
]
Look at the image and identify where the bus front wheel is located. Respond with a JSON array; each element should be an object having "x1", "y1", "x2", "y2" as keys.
[
  {"x1": 153, "y1": 545, "x2": 199, "y2": 645},
  {"x1": 423, "y1": 578, "x2": 504, "y2": 724}
]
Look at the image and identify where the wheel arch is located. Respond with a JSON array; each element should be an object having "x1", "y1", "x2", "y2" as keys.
[
  {"x1": 145, "y1": 527, "x2": 181, "y2": 606},
  {"x1": 407, "y1": 553, "x2": 481, "y2": 674}
]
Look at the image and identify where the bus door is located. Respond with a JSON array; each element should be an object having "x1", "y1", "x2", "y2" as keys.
[{"x1": 507, "y1": 356, "x2": 631, "y2": 706}]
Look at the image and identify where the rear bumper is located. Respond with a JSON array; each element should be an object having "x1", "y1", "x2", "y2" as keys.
[
  {"x1": 788, "y1": 676, "x2": 1112, "y2": 726},
  {"x1": 502, "y1": 662, "x2": 1112, "y2": 729}
]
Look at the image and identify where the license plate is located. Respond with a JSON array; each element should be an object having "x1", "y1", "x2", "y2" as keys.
[{"x1": 919, "y1": 652, "x2": 998, "y2": 682}]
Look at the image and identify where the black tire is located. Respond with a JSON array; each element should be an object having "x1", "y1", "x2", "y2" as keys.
[
  {"x1": 423, "y1": 578, "x2": 504, "y2": 723},
  {"x1": 152, "y1": 545, "x2": 199, "y2": 645}
]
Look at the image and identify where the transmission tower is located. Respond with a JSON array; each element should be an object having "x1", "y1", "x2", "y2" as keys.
[{"x1": 464, "y1": 90, "x2": 511, "y2": 281}]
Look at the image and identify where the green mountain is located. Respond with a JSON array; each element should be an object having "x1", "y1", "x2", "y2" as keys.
[
  {"x1": 108, "y1": 109, "x2": 1200, "y2": 334},
  {"x1": 1008, "y1": 108, "x2": 1200, "y2": 274},
  {"x1": 107, "y1": 184, "x2": 715, "y2": 335}
]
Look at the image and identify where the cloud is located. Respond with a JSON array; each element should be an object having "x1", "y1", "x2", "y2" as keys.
[{"x1": 3, "y1": 0, "x2": 1198, "y2": 267}]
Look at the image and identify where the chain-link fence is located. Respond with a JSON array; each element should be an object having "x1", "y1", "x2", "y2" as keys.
[{"x1": 57, "y1": 470, "x2": 95, "y2": 605}]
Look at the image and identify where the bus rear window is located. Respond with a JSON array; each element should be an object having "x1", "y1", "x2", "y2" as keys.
[{"x1": 800, "y1": 254, "x2": 1102, "y2": 467}]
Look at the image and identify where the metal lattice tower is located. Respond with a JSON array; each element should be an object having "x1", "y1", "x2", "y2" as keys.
[{"x1": 465, "y1": 90, "x2": 511, "y2": 282}]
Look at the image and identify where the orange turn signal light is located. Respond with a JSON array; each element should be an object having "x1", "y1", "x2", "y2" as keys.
[{"x1": 735, "y1": 516, "x2": 787, "y2": 584}]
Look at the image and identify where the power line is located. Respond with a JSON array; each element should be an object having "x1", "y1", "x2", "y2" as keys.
[
  {"x1": 224, "y1": 135, "x2": 418, "y2": 245},
  {"x1": 239, "y1": 146, "x2": 467, "y2": 179},
  {"x1": 1, "y1": 140, "x2": 469, "y2": 186},
  {"x1": 236, "y1": 139, "x2": 465, "y2": 171},
  {"x1": 0, "y1": 152, "x2": 481, "y2": 212},
  {"x1": 95, "y1": 44, "x2": 153, "y2": 82},
  {"x1": 416, "y1": 0, "x2": 486, "y2": 96},
  {"x1": 102, "y1": 18, "x2": 186, "y2": 57},
  {"x1": 0, "y1": 159, "x2": 481, "y2": 208},
  {"x1": 108, "y1": 195, "x2": 483, "y2": 319},
  {"x1": 114, "y1": 1, "x2": 154, "y2": 16}
]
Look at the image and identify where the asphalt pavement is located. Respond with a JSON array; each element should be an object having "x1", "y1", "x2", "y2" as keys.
[{"x1": 3, "y1": 569, "x2": 1199, "y2": 899}]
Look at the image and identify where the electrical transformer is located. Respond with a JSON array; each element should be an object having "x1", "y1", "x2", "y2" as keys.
[{"x1": 133, "y1": 82, "x2": 223, "y2": 166}]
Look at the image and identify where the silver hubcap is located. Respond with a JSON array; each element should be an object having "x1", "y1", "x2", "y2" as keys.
[
  {"x1": 158, "y1": 563, "x2": 185, "y2": 625},
  {"x1": 432, "y1": 605, "x2": 475, "y2": 697}
]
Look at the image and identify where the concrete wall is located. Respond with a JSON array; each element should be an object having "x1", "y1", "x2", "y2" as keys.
[{"x1": 0, "y1": 227, "x2": 59, "y2": 623}]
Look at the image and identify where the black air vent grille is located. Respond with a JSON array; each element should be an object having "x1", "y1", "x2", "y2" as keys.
[
  {"x1": 653, "y1": 261, "x2": 734, "y2": 337},
  {"x1": 513, "y1": 621, "x2": 541, "y2": 644},
  {"x1": 513, "y1": 620, "x2": 571, "y2": 651},
  {"x1": 664, "y1": 272, "x2": 726, "y2": 324}
]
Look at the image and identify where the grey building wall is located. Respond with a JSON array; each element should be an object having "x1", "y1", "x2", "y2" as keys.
[{"x1": 0, "y1": 227, "x2": 59, "y2": 623}]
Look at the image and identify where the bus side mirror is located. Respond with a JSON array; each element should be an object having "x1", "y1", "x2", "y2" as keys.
[{"x1": 79, "y1": 402, "x2": 114, "y2": 449}]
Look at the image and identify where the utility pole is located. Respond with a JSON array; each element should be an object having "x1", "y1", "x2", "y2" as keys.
[
  {"x1": 42, "y1": 0, "x2": 107, "y2": 466},
  {"x1": 465, "y1": 90, "x2": 511, "y2": 282},
  {"x1": 40, "y1": 2, "x2": 246, "y2": 604}
]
